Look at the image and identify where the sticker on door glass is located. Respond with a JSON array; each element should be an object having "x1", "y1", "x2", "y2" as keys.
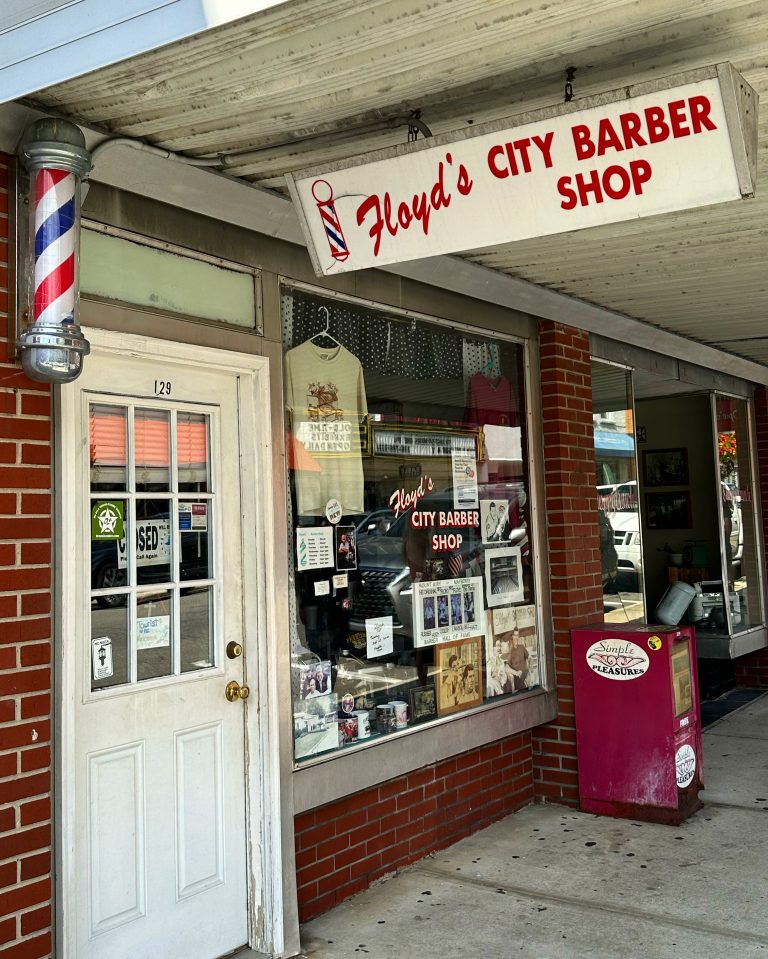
[
  {"x1": 675, "y1": 743, "x2": 696, "y2": 788},
  {"x1": 91, "y1": 636, "x2": 114, "y2": 680},
  {"x1": 179, "y1": 502, "x2": 208, "y2": 532},
  {"x1": 92, "y1": 501, "x2": 124, "y2": 541},
  {"x1": 585, "y1": 639, "x2": 649, "y2": 680},
  {"x1": 137, "y1": 615, "x2": 171, "y2": 649}
]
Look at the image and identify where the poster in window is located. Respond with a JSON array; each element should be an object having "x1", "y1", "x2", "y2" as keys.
[
  {"x1": 435, "y1": 635, "x2": 484, "y2": 716},
  {"x1": 413, "y1": 576, "x2": 485, "y2": 648}
]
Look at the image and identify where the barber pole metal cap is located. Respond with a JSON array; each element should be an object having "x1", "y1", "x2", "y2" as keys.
[{"x1": 20, "y1": 118, "x2": 91, "y2": 178}]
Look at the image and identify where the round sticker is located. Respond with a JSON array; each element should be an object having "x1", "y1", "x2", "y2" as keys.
[
  {"x1": 325, "y1": 499, "x2": 343, "y2": 524},
  {"x1": 647, "y1": 635, "x2": 663, "y2": 651},
  {"x1": 675, "y1": 744, "x2": 696, "y2": 788},
  {"x1": 585, "y1": 639, "x2": 649, "y2": 681}
]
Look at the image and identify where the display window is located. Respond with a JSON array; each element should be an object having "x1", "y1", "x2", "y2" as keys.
[{"x1": 282, "y1": 286, "x2": 541, "y2": 762}]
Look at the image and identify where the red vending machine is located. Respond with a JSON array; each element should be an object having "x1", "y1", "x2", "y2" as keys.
[{"x1": 571, "y1": 623, "x2": 703, "y2": 824}]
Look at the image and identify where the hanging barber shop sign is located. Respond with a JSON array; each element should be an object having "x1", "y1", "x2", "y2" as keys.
[{"x1": 287, "y1": 63, "x2": 757, "y2": 277}]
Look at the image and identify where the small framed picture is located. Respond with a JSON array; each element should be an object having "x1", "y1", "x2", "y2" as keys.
[
  {"x1": 645, "y1": 491, "x2": 692, "y2": 530},
  {"x1": 435, "y1": 635, "x2": 484, "y2": 716},
  {"x1": 409, "y1": 684, "x2": 438, "y2": 724},
  {"x1": 643, "y1": 448, "x2": 689, "y2": 487}
]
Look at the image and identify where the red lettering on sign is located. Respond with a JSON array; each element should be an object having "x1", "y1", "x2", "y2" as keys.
[
  {"x1": 558, "y1": 159, "x2": 653, "y2": 209},
  {"x1": 356, "y1": 154, "x2": 472, "y2": 256}
]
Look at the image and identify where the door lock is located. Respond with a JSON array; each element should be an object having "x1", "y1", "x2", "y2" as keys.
[
  {"x1": 225, "y1": 680, "x2": 250, "y2": 702},
  {"x1": 226, "y1": 641, "x2": 243, "y2": 659}
]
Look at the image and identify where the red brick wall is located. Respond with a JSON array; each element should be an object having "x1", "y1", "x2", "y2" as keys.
[
  {"x1": 0, "y1": 156, "x2": 54, "y2": 957},
  {"x1": 295, "y1": 733, "x2": 533, "y2": 921},
  {"x1": 735, "y1": 384, "x2": 768, "y2": 688},
  {"x1": 531, "y1": 321, "x2": 603, "y2": 805}
]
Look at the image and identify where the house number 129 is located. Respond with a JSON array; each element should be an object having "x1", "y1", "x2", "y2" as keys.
[{"x1": 154, "y1": 380, "x2": 172, "y2": 396}]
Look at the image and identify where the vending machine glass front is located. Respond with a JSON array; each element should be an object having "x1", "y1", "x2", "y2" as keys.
[{"x1": 670, "y1": 639, "x2": 693, "y2": 718}]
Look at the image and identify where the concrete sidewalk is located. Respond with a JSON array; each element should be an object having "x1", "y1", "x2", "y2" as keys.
[{"x1": 299, "y1": 692, "x2": 768, "y2": 958}]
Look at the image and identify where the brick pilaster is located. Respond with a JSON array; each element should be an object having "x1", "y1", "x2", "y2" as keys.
[{"x1": 531, "y1": 320, "x2": 602, "y2": 806}]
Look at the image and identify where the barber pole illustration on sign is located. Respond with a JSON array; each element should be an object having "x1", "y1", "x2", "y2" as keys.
[{"x1": 287, "y1": 64, "x2": 756, "y2": 277}]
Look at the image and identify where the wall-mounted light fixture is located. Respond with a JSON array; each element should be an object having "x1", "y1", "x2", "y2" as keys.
[{"x1": 16, "y1": 118, "x2": 92, "y2": 383}]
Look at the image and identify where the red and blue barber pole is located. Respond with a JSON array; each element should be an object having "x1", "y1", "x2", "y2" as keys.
[
  {"x1": 311, "y1": 179, "x2": 350, "y2": 262},
  {"x1": 17, "y1": 119, "x2": 92, "y2": 383},
  {"x1": 34, "y1": 168, "x2": 77, "y2": 325}
]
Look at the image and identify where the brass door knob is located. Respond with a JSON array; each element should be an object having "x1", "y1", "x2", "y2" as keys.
[{"x1": 225, "y1": 680, "x2": 250, "y2": 702}]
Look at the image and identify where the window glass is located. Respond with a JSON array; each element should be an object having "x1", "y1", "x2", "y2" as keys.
[
  {"x1": 711, "y1": 395, "x2": 762, "y2": 633},
  {"x1": 137, "y1": 590, "x2": 173, "y2": 681},
  {"x1": 283, "y1": 288, "x2": 539, "y2": 763},
  {"x1": 135, "y1": 407, "x2": 170, "y2": 492},
  {"x1": 591, "y1": 361, "x2": 645, "y2": 623},
  {"x1": 89, "y1": 404, "x2": 127, "y2": 491},
  {"x1": 178, "y1": 412, "x2": 210, "y2": 492}
]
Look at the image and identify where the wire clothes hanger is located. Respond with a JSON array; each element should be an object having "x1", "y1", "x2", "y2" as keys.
[{"x1": 310, "y1": 306, "x2": 341, "y2": 347}]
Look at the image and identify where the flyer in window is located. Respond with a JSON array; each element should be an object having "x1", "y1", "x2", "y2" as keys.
[
  {"x1": 413, "y1": 576, "x2": 485, "y2": 648},
  {"x1": 487, "y1": 603, "x2": 539, "y2": 693},
  {"x1": 451, "y1": 450, "x2": 479, "y2": 509}
]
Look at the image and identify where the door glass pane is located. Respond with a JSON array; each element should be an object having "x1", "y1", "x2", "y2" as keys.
[
  {"x1": 135, "y1": 408, "x2": 170, "y2": 492},
  {"x1": 180, "y1": 586, "x2": 214, "y2": 672},
  {"x1": 137, "y1": 590, "x2": 173, "y2": 680},
  {"x1": 135, "y1": 498, "x2": 172, "y2": 586},
  {"x1": 91, "y1": 603, "x2": 129, "y2": 691},
  {"x1": 178, "y1": 412, "x2": 210, "y2": 492},
  {"x1": 716, "y1": 396, "x2": 762, "y2": 632},
  {"x1": 91, "y1": 498, "x2": 130, "y2": 593},
  {"x1": 89, "y1": 404, "x2": 127, "y2": 491},
  {"x1": 179, "y1": 503, "x2": 212, "y2": 581},
  {"x1": 592, "y1": 362, "x2": 645, "y2": 623}
]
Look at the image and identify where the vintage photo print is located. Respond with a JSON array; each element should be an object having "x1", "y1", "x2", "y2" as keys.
[
  {"x1": 298, "y1": 659, "x2": 333, "y2": 699},
  {"x1": 480, "y1": 498, "x2": 510, "y2": 545},
  {"x1": 436, "y1": 635, "x2": 484, "y2": 716},
  {"x1": 422, "y1": 596, "x2": 436, "y2": 631},
  {"x1": 413, "y1": 577, "x2": 485, "y2": 648},
  {"x1": 409, "y1": 684, "x2": 438, "y2": 724},
  {"x1": 334, "y1": 525, "x2": 357, "y2": 570},
  {"x1": 293, "y1": 691, "x2": 339, "y2": 759},
  {"x1": 486, "y1": 604, "x2": 539, "y2": 696},
  {"x1": 485, "y1": 545, "x2": 524, "y2": 607}
]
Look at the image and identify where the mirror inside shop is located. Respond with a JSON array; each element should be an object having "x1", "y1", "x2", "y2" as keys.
[{"x1": 283, "y1": 289, "x2": 540, "y2": 761}]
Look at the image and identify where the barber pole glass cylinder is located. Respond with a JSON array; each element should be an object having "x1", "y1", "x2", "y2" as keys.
[{"x1": 18, "y1": 119, "x2": 91, "y2": 383}]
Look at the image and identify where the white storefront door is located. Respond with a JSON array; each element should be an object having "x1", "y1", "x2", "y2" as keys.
[{"x1": 58, "y1": 332, "x2": 271, "y2": 959}]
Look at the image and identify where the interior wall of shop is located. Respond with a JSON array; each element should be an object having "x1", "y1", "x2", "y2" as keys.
[
  {"x1": 0, "y1": 155, "x2": 55, "y2": 959},
  {"x1": 635, "y1": 394, "x2": 720, "y2": 613}
]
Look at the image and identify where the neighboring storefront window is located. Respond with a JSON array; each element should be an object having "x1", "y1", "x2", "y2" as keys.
[
  {"x1": 708, "y1": 394, "x2": 763, "y2": 634},
  {"x1": 283, "y1": 287, "x2": 540, "y2": 761},
  {"x1": 591, "y1": 361, "x2": 645, "y2": 623}
]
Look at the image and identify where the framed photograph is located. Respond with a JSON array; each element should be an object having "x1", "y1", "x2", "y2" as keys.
[
  {"x1": 435, "y1": 635, "x2": 484, "y2": 716},
  {"x1": 484, "y1": 545, "x2": 524, "y2": 607},
  {"x1": 643, "y1": 447, "x2": 689, "y2": 486},
  {"x1": 645, "y1": 491, "x2": 692, "y2": 530},
  {"x1": 409, "y1": 684, "x2": 438, "y2": 724},
  {"x1": 334, "y1": 525, "x2": 357, "y2": 570}
]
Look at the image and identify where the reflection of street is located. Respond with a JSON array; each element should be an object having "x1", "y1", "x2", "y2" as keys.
[{"x1": 603, "y1": 589, "x2": 644, "y2": 623}]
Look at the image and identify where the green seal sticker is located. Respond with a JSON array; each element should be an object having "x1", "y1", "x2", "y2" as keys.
[{"x1": 92, "y1": 501, "x2": 124, "y2": 541}]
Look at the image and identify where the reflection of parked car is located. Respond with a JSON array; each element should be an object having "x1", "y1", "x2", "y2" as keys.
[
  {"x1": 355, "y1": 509, "x2": 396, "y2": 537},
  {"x1": 610, "y1": 512, "x2": 642, "y2": 578}
]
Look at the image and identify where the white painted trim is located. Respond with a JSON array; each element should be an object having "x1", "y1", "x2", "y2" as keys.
[
  {"x1": 0, "y1": 0, "x2": 286, "y2": 104},
  {"x1": 55, "y1": 328, "x2": 295, "y2": 958}
]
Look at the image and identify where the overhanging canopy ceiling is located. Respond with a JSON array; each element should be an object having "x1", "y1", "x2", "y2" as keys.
[{"x1": 17, "y1": 0, "x2": 768, "y2": 369}]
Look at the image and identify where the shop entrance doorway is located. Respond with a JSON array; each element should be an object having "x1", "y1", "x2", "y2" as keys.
[{"x1": 57, "y1": 332, "x2": 268, "y2": 959}]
